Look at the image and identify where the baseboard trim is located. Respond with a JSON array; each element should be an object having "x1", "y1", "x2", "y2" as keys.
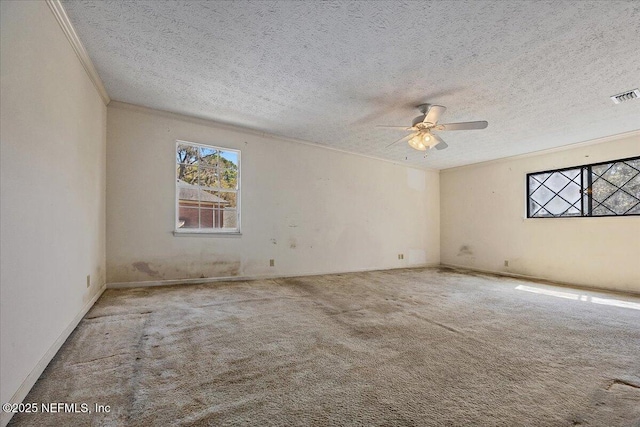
[
  {"x1": 1, "y1": 284, "x2": 107, "y2": 427},
  {"x1": 440, "y1": 263, "x2": 640, "y2": 297},
  {"x1": 106, "y1": 264, "x2": 440, "y2": 289}
]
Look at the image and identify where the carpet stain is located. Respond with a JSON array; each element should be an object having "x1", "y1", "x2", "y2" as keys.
[
  {"x1": 606, "y1": 378, "x2": 640, "y2": 390},
  {"x1": 409, "y1": 312, "x2": 462, "y2": 334},
  {"x1": 10, "y1": 267, "x2": 640, "y2": 427}
]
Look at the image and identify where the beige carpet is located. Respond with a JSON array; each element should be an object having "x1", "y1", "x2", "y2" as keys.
[{"x1": 10, "y1": 267, "x2": 640, "y2": 426}]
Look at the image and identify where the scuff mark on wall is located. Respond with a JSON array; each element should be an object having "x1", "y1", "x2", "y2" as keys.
[
  {"x1": 506, "y1": 258, "x2": 532, "y2": 277},
  {"x1": 175, "y1": 258, "x2": 241, "y2": 279},
  {"x1": 132, "y1": 261, "x2": 160, "y2": 277},
  {"x1": 457, "y1": 245, "x2": 473, "y2": 256},
  {"x1": 456, "y1": 245, "x2": 476, "y2": 265},
  {"x1": 110, "y1": 256, "x2": 243, "y2": 283},
  {"x1": 289, "y1": 238, "x2": 297, "y2": 249},
  {"x1": 207, "y1": 260, "x2": 241, "y2": 277}
]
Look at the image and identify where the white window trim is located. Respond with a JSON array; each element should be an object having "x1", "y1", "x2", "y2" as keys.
[{"x1": 174, "y1": 140, "x2": 241, "y2": 235}]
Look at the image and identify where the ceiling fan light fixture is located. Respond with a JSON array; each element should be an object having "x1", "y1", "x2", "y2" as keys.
[{"x1": 408, "y1": 134, "x2": 427, "y2": 151}]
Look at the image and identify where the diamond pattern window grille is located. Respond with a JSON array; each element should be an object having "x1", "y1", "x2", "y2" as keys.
[{"x1": 527, "y1": 156, "x2": 640, "y2": 218}]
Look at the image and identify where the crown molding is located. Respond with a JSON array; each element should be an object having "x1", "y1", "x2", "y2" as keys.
[
  {"x1": 440, "y1": 129, "x2": 640, "y2": 174},
  {"x1": 109, "y1": 101, "x2": 438, "y2": 171},
  {"x1": 46, "y1": 0, "x2": 110, "y2": 105}
]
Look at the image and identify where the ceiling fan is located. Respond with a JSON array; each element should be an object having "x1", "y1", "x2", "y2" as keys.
[{"x1": 379, "y1": 104, "x2": 488, "y2": 151}]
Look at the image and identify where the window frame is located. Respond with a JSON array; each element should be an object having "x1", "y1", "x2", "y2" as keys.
[
  {"x1": 526, "y1": 155, "x2": 640, "y2": 219},
  {"x1": 174, "y1": 140, "x2": 241, "y2": 235}
]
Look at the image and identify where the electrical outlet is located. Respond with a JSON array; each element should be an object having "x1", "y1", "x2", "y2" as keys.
[
  {"x1": 270, "y1": 259, "x2": 275, "y2": 267},
  {"x1": 398, "y1": 254, "x2": 404, "y2": 260},
  {"x1": 504, "y1": 260, "x2": 509, "y2": 267},
  {"x1": 86, "y1": 275, "x2": 91, "y2": 288}
]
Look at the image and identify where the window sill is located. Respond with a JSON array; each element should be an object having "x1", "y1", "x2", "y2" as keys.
[
  {"x1": 523, "y1": 214, "x2": 639, "y2": 220},
  {"x1": 173, "y1": 230, "x2": 242, "y2": 237}
]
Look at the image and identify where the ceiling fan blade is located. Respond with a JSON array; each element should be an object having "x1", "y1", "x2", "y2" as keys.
[
  {"x1": 423, "y1": 105, "x2": 446, "y2": 124},
  {"x1": 435, "y1": 121, "x2": 488, "y2": 131},
  {"x1": 432, "y1": 133, "x2": 448, "y2": 150},
  {"x1": 385, "y1": 132, "x2": 415, "y2": 148},
  {"x1": 376, "y1": 126, "x2": 414, "y2": 130}
]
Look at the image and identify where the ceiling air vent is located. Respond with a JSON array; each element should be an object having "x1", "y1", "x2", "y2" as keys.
[{"x1": 610, "y1": 89, "x2": 639, "y2": 104}]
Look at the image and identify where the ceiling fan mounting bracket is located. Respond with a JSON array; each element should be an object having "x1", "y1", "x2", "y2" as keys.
[{"x1": 417, "y1": 103, "x2": 431, "y2": 114}]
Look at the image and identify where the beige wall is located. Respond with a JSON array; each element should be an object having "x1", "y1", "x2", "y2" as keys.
[
  {"x1": 0, "y1": 0, "x2": 107, "y2": 415},
  {"x1": 440, "y1": 133, "x2": 640, "y2": 293},
  {"x1": 106, "y1": 103, "x2": 440, "y2": 284}
]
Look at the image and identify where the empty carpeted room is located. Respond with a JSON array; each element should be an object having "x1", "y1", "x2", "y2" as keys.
[{"x1": 1, "y1": 0, "x2": 639, "y2": 426}]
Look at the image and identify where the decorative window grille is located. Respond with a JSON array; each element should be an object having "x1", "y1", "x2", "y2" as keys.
[{"x1": 527, "y1": 156, "x2": 640, "y2": 218}]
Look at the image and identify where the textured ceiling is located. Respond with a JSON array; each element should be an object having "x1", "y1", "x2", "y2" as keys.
[{"x1": 62, "y1": 0, "x2": 640, "y2": 169}]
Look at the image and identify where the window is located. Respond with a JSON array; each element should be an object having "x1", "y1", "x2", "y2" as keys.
[
  {"x1": 527, "y1": 156, "x2": 640, "y2": 218},
  {"x1": 175, "y1": 141, "x2": 240, "y2": 233}
]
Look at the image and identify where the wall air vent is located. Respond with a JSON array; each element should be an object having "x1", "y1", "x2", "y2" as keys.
[{"x1": 610, "y1": 88, "x2": 639, "y2": 104}]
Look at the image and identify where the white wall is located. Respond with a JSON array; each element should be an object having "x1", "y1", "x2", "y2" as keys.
[
  {"x1": 106, "y1": 103, "x2": 440, "y2": 284},
  {"x1": 0, "y1": 0, "x2": 107, "y2": 417},
  {"x1": 440, "y1": 133, "x2": 640, "y2": 293}
]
